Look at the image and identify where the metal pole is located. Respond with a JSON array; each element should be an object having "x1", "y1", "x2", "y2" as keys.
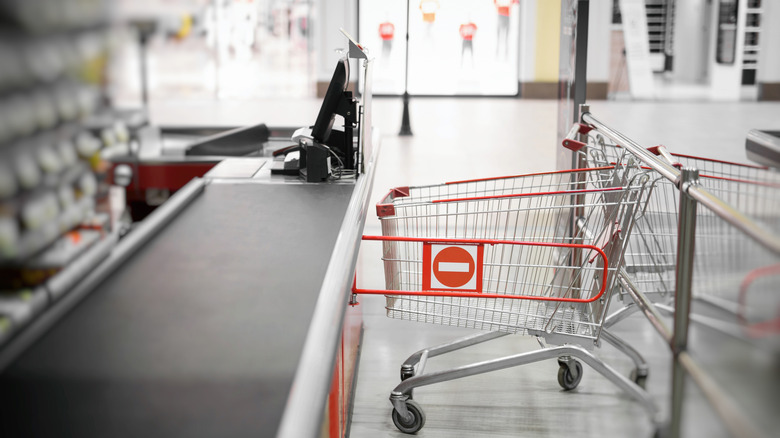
[
  {"x1": 569, "y1": 103, "x2": 590, "y2": 295},
  {"x1": 568, "y1": 0, "x2": 589, "y2": 170},
  {"x1": 663, "y1": 0, "x2": 674, "y2": 72},
  {"x1": 669, "y1": 167, "x2": 699, "y2": 438},
  {"x1": 572, "y1": 0, "x2": 589, "y2": 127},
  {"x1": 576, "y1": 103, "x2": 589, "y2": 168},
  {"x1": 213, "y1": 0, "x2": 221, "y2": 99},
  {"x1": 139, "y1": 31, "x2": 150, "y2": 108},
  {"x1": 399, "y1": 0, "x2": 413, "y2": 136}
]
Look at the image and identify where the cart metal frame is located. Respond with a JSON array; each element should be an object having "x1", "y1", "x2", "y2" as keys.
[{"x1": 354, "y1": 165, "x2": 661, "y2": 433}]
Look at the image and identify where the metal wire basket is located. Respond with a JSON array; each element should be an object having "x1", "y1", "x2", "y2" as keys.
[{"x1": 363, "y1": 166, "x2": 650, "y2": 344}]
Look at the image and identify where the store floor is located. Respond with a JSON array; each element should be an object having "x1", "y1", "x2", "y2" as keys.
[{"x1": 350, "y1": 98, "x2": 780, "y2": 438}]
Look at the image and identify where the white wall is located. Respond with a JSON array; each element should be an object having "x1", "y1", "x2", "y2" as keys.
[
  {"x1": 315, "y1": 0, "x2": 357, "y2": 84},
  {"x1": 518, "y1": 0, "x2": 538, "y2": 83},
  {"x1": 672, "y1": 0, "x2": 711, "y2": 83},
  {"x1": 586, "y1": 0, "x2": 611, "y2": 83},
  {"x1": 757, "y1": 0, "x2": 780, "y2": 83}
]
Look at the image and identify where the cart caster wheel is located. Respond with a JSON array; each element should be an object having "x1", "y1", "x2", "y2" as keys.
[
  {"x1": 557, "y1": 360, "x2": 583, "y2": 390},
  {"x1": 630, "y1": 369, "x2": 648, "y2": 389},
  {"x1": 400, "y1": 368, "x2": 415, "y2": 399},
  {"x1": 392, "y1": 400, "x2": 426, "y2": 434}
]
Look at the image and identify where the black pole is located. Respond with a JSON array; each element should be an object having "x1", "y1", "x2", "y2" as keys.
[
  {"x1": 140, "y1": 32, "x2": 149, "y2": 109},
  {"x1": 132, "y1": 20, "x2": 157, "y2": 110},
  {"x1": 399, "y1": 0, "x2": 413, "y2": 136},
  {"x1": 573, "y1": 0, "x2": 589, "y2": 122},
  {"x1": 571, "y1": 0, "x2": 589, "y2": 170}
]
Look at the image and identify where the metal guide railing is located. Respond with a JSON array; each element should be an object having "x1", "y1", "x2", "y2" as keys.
[
  {"x1": 579, "y1": 107, "x2": 774, "y2": 438},
  {"x1": 581, "y1": 112, "x2": 780, "y2": 257}
]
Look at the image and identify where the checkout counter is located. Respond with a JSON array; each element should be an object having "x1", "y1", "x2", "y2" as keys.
[{"x1": 0, "y1": 35, "x2": 376, "y2": 438}]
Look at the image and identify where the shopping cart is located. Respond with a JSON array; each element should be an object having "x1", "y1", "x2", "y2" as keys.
[
  {"x1": 353, "y1": 166, "x2": 660, "y2": 434},
  {"x1": 565, "y1": 123, "x2": 780, "y2": 341}
]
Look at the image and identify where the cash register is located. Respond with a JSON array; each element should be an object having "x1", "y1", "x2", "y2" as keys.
[{"x1": 271, "y1": 56, "x2": 358, "y2": 182}]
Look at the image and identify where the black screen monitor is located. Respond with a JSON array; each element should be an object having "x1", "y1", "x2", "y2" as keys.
[{"x1": 312, "y1": 58, "x2": 349, "y2": 144}]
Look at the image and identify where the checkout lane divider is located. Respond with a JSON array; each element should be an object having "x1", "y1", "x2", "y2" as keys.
[{"x1": 276, "y1": 136, "x2": 380, "y2": 438}]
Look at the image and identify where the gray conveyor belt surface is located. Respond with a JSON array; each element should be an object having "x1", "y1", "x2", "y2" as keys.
[{"x1": 0, "y1": 181, "x2": 355, "y2": 438}]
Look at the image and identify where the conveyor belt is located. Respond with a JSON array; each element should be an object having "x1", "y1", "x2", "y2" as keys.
[{"x1": 0, "y1": 181, "x2": 354, "y2": 438}]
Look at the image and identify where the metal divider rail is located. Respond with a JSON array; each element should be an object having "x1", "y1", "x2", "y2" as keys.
[{"x1": 575, "y1": 109, "x2": 777, "y2": 438}]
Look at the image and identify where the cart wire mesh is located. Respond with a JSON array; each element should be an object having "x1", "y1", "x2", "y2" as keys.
[{"x1": 360, "y1": 166, "x2": 650, "y2": 344}]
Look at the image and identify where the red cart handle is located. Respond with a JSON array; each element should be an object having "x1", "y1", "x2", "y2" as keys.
[
  {"x1": 646, "y1": 145, "x2": 682, "y2": 168},
  {"x1": 376, "y1": 186, "x2": 410, "y2": 218},
  {"x1": 354, "y1": 235, "x2": 609, "y2": 304},
  {"x1": 562, "y1": 123, "x2": 594, "y2": 151}
]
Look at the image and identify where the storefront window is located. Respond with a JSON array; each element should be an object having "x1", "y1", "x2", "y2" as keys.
[{"x1": 359, "y1": 0, "x2": 519, "y2": 96}]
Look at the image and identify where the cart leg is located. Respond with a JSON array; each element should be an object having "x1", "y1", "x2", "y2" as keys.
[
  {"x1": 399, "y1": 331, "x2": 509, "y2": 380},
  {"x1": 601, "y1": 328, "x2": 649, "y2": 388},
  {"x1": 604, "y1": 302, "x2": 640, "y2": 328},
  {"x1": 389, "y1": 344, "x2": 661, "y2": 427}
]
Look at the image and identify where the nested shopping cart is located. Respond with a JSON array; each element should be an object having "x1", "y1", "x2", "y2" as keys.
[
  {"x1": 565, "y1": 123, "x2": 780, "y2": 340},
  {"x1": 353, "y1": 166, "x2": 660, "y2": 434}
]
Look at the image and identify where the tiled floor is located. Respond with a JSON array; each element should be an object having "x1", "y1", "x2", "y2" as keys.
[{"x1": 349, "y1": 98, "x2": 780, "y2": 438}]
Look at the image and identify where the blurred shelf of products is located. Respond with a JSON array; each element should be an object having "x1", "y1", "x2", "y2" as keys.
[
  {"x1": 0, "y1": 0, "x2": 137, "y2": 345},
  {"x1": 0, "y1": 0, "x2": 336, "y2": 353}
]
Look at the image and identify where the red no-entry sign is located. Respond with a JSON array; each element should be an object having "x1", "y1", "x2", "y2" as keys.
[{"x1": 423, "y1": 243, "x2": 483, "y2": 292}]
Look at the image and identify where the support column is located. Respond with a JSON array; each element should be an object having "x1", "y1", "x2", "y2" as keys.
[
  {"x1": 585, "y1": 0, "x2": 610, "y2": 99},
  {"x1": 671, "y1": 0, "x2": 711, "y2": 83},
  {"x1": 669, "y1": 168, "x2": 699, "y2": 438},
  {"x1": 758, "y1": 0, "x2": 780, "y2": 100}
]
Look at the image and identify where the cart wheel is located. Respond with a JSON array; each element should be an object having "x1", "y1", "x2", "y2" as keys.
[
  {"x1": 400, "y1": 368, "x2": 415, "y2": 399},
  {"x1": 391, "y1": 400, "x2": 426, "y2": 434},
  {"x1": 557, "y1": 360, "x2": 583, "y2": 390},
  {"x1": 630, "y1": 369, "x2": 648, "y2": 389}
]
